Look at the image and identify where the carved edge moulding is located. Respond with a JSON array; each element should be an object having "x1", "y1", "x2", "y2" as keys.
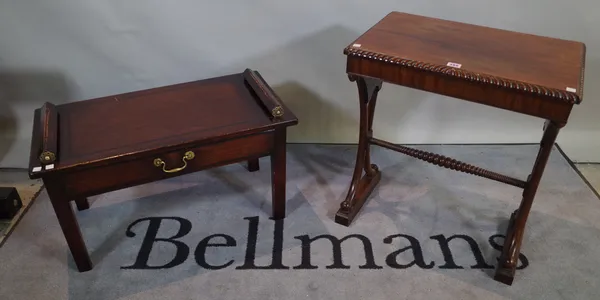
[{"x1": 344, "y1": 47, "x2": 585, "y2": 105}]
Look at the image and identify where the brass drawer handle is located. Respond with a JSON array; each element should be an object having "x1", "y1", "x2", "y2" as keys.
[{"x1": 153, "y1": 151, "x2": 195, "y2": 173}]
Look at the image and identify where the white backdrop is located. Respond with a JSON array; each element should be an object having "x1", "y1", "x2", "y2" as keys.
[{"x1": 1, "y1": 0, "x2": 598, "y2": 168}]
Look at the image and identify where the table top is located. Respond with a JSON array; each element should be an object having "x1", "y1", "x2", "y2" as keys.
[
  {"x1": 344, "y1": 12, "x2": 586, "y2": 104},
  {"x1": 28, "y1": 70, "x2": 297, "y2": 173}
]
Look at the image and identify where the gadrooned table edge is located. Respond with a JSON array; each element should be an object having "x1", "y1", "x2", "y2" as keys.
[{"x1": 343, "y1": 46, "x2": 585, "y2": 105}]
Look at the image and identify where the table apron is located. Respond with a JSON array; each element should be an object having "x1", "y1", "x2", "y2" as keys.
[
  {"x1": 60, "y1": 131, "x2": 275, "y2": 199},
  {"x1": 347, "y1": 57, "x2": 574, "y2": 124}
]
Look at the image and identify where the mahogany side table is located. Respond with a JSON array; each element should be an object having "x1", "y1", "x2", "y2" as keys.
[
  {"x1": 336, "y1": 11, "x2": 586, "y2": 285},
  {"x1": 28, "y1": 69, "x2": 298, "y2": 272}
]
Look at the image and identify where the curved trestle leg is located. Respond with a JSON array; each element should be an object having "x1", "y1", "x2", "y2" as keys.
[
  {"x1": 335, "y1": 75, "x2": 383, "y2": 226},
  {"x1": 494, "y1": 120, "x2": 561, "y2": 285}
]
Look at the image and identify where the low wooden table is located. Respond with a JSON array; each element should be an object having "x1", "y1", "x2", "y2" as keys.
[
  {"x1": 28, "y1": 69, "x2": 298, "y2": 272},
  {"x1": 336, "y1": 12, "x2": 586, "y2": 285}
]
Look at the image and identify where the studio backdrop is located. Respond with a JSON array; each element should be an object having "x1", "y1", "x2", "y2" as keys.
[{"x1": 1, "y1": 0, "x2": 599, "y2": 168}]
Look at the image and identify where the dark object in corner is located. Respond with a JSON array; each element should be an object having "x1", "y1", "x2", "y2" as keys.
[{"x1": 0, "y1": 187, "x2": 23, "y2": 219}]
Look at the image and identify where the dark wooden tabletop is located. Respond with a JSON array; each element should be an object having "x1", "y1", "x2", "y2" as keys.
[
  {"x1": 29, "y1": 72, "x2": 297, "y2": 172},
  {"x1": 345, "y1": 12, "x2": 586, "y2": 103}
]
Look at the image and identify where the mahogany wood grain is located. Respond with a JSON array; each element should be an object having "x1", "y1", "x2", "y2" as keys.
[
  {"x1": 338, "y1": 11, "x2": 586, "y2": 286},
  {"x1": 28, "y1": 72, "x2": 297, "y2": 177},
  {"x1": 344, "y1": 12, "x2": 585, "y2": 124},
  {"x1": 28, "y1": 69, "x2": 298, "y2": 272},
  {"x1": 37, "y1": 102, "x2": 58, "y2": 165},
  {"x1": 495, "y1": 120, "x2": 561, "y2": 285},
  {"x1": 60, "y1": 132, "x2": 274, "y2": 198},
  {"x1": 271, "y1": 129, "x2": 287, "y2": 220},
  {"x1": 335, "y1": 75, "x2": 382, "y2": 225},
  {"x1": 370, "y1": 138, "x2": 527, "y2": 188},
  {"x1": 347, "y1": 11, "x2": 585, "y2": 103},
  {"x1": 45, "y1": 180, "x2": 92, "y2": 271}
]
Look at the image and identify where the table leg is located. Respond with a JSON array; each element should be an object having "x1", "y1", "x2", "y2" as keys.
[
  {"x1": 75, "y1": 198, "x2": 90, "y2": 211},
  {"x1": 335, "y1": 75, "x2": 383, "y2": 226},
  {"x1": 494, "y1": 120, "x2": 561, "y2": 285},
  {"x1": 271, "y1": 129, "x2": 287, "y2": 220},
  {"x1": 247, "y1": 158, "x2": 260, "y2": 172},
  {"x1": 45, "y1": 180, "x2": 93, "y2": 272}
]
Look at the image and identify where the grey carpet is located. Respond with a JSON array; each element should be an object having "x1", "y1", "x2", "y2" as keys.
[{"x1": 1, "y1": 144, "x2": 599, "y2": 300}]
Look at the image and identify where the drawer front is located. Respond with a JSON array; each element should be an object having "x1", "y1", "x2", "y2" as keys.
[{"x1": 63, "y1": 132, "x2": 274, "y2": 198}]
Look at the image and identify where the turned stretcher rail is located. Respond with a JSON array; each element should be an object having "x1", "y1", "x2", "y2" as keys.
[{"x1": 369, "y1": 137, "x2": 527, "y2": 189}]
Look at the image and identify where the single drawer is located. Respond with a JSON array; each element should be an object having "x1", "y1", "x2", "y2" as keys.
[{"x1": 63, "y1": 132, "x2": 274, "y2": 198}]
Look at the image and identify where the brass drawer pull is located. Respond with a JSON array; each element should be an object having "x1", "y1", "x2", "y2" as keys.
[{"x1": 153, "y1": 151, "x2": 195, "y2": 173}]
